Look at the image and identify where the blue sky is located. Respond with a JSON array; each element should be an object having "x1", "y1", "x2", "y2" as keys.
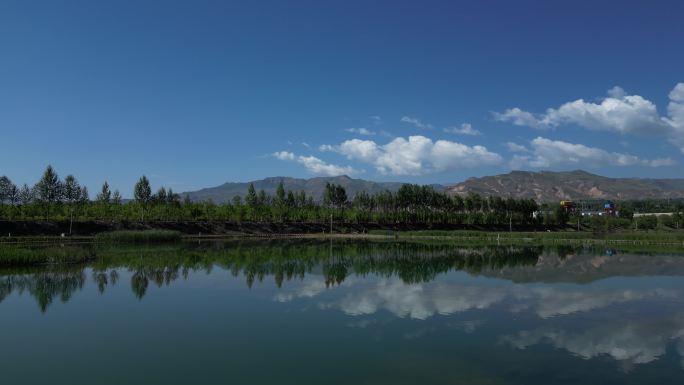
[{"x1": 1, "y1": 0, "x2": 683, "y2": 196}]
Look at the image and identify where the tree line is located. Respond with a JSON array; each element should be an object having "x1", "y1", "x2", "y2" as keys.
[{"x1": 1, "y1": 165, "x2": 542, "y2": 226}]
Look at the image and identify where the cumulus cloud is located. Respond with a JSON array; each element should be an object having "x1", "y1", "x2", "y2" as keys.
[
  {"x1": 526, "y1": 287, "x2": 676, "y2": 319},
  {"x1": 509, "y1": 137, "x2": 675, "y2": 169},
  {"x1": 494, "y1": 83, "x2": 684, "y2": 153},
  {"x1": 296, "y1": 156, "x2": 357, "y2": 176},
  {"x1": 666, "y1": 83, "x2": 684, "y2": 151},
  {"x1": 505, "y1": 313, "x2": 684, "y2": 368},
  {"x1": 272, "y1": 151, "x2": 358, "y2": 176},
  {"x1": 273, "y1": 151, "x2": 295, "y2": 161},
  {"x1": 401, "y1": 116, "x2": 433, "y2": 129},
  {"x1": 494, "y1": 108, "x2": 547, "y2": 129},
  {"x1": 506, "y1": 142, "x2": 530, "y2": 153},
  {"x1": 443, "y1": 123, "x2": 482, "y2": 136},
  {"x1": 321, "y1": 135, "x2": 502, "y2": 176},
  {"x1": 293, "y1": 277, "x2": 678, "y2": 322},
  {"x1": 273, "y1": 276, "x2": 328, "y2": 302},
  {"x1": 345, "y1": 127, "x2": 375, "y2": 136},
  {"x1": 334, "y1": 280, "x2": 508, "y2": 320},
  {"x1": 318, "y1": 144, "x2": 335, "y2": 152}
]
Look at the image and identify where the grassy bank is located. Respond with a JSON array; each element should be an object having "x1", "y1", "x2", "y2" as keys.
[
  {"x1": 0, "y1": 245, "x2": 95, "y2": 266},
  {"x1": 370, "y1": 229, "x2": 684, "y2": 245},
  {"x1": 1, "y1": 232, "x2": 683, "y2": 268}
]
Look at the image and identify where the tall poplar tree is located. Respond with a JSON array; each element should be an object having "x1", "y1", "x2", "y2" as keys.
[
  {"x1": 97, "y1": 182, "x2": 111, "y2": 203},
  {"x1": 134, "y1": 175, "x2": 152, "y2": 221},
  {"x1": 246, "y1": 183, "x2": 257, "y2": 207},
  {"x1": 63, "y1": 175, "x2": 82, "y2": 234}
]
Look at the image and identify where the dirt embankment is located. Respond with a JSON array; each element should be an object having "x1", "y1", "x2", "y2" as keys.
[{"x1": 0, "y1": 220, "x2": 567, "y2": 236}]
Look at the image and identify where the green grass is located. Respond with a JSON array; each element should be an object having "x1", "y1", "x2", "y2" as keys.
[
  {"x1": 0, "y1": 245, "x2": 95, "y2": 266},
  {"x1": 94, "y1": 230, "x2": 182, "y2": 243},
  {"x1": 368, "y1": 229, "x2": 684, "y2": 245}
]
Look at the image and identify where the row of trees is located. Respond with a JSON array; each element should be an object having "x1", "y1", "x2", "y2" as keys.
[
  {"x1": 6, "y1": 166, "x2": 682, "y2": 230},
  {"x1": 0, "y1": 166, "x2": 544, "y2": 225}
]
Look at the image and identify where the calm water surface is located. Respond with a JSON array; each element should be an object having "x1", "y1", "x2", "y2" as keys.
[{"x1": 2, "y1": 240, "x2": 684, "y2": 384}]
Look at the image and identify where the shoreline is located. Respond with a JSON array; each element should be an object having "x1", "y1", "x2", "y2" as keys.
[{"x1": 2, "y1": 230, "x2": 683, "y2": 247}]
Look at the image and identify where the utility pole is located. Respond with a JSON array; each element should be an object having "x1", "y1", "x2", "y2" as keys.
[
  {"x1": 509, "y1": 216, "x2": 512, "y2": 233},
  {"x1": 330, "y1": 213, "x2": 333, "y2": 235}
]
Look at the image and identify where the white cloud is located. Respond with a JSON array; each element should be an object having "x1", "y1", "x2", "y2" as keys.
[
  {"x1": 607, "y1": 85, "x2": 626, "y2": 99},
  {"x1": 666, "y1": 83, "x2": 684, "y2": 151},
  {"x1": 273, "y1": 151, "x2": 295, "y2": 161},
  {"x1": 370, "y1": 115, "x2": 382, "y2": 124},
  {"x1": 494, "y1": 107, "x2": 548, "y2": 129},
  {"x1": 322, "y1": 135, "x2": 502, "y2": 176},
  {"x1": 301, "y1": 142, "x2": 311, "y2": 149},
  {"x1": 648, "y1": 157, "x2": 677, "y2": 167},
  {"x1": 443, "y1": 123, "x2": 482, "y2": 136},
  {"x1": 273, "y1": 276, "x2": 328, "y2": 302},
  {"x1": 401, "y1": 116, "x2": 433, "y2": 129},
  {"x1": 278, "y1": 274, "x2": 682, "y2": 320},
  {"x1": 527, "y1": 287, "x2": 676, "y2": 319},
  {"x1": 509, "y1": 137, "x2": 675, "y2": 169},
  {"x1": 272, "y1": 151, "x2": 358, "y2": 176},
  {"x1": 333, "y1": 280, "x2": 508, "y2": 320},
  {"x1": 506, "y1": 142, "x2": 530, "y2": 153},
  {"x1": 345, "y1": 127, "x2": 375, "y2": 136},
  {"x1": 495, "y1": 83, "x2": 684, "y2": 153},
  {"x1": 297, "y1": 155, "x2": 357, "y2": 176},
  {"x1": 505, "y1": 312, "x2": 684, "y2": 368},
  {"x1": 318, "y1": 144, "x2": 336, "y2": 152}
]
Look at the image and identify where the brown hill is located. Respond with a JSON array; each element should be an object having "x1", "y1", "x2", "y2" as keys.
[{"x1": 447, "y1": 170, "x2": 684, "y2": 202}]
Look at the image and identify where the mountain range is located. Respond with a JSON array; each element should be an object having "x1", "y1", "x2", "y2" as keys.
[
  {"x1": 183, "y1": 175, "x2": 407, "y2": 204},
  {"x1": 448, "y1": 170, "x2": 684, "y2": 202},
  {"x1": 182, "y1": 170, "x2": 684, "y2": 203}
]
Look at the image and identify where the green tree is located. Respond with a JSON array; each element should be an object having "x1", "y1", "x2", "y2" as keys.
[
  {"x1": 63, "y1": 175, "x2": 82, "y2": 203},
  {"x1": 166, "y1": 188, "x2": 179, "y2": 204},
  {"x1": 0, "y1": 177, "x2": 18, "y2": 219},
  {"x1": 97, "y1": 182, "x2": 111, "y2": 203},
  {"x1": 80, "y1": 186, "x2": 89, "y2": 202},
  {"x1": 286, "y1": 191, "x2": 296, "y2": 208},
  {"x1": 134, "y1": 175, "x2": 152, "y2": 221},
  {"x1": 19, "y1": 184, "x2": 33, "y2": 205},
  {"x1": 0, "y1": 176, "x2": 12, "y2": 204},
  {"x1": 7, "y1": 183, "x2": 18, "y2": 205},
  {"x1": 246, "y1": 183, "x2": 257, "y2": 207},
  {"x1": 112, "y1": 190, "x2": 122, "y2": 205},
  {"x1": 258, "y1": 189, "x2": 268, "y2": 206},
  {"x1": 324, "y1": 183, "x2": 348, "y2": 209},
  {"x1": 618, "y1": 207, "x2": 633, "y2": 219},
  {"x1": 232, "y1": 195, "x2": 242, "y2": 206},
  {"x1": 155, "y1": 187, "x2": 167, "y2": 203},
  {"x1": 34, "y1": 165, "x2": 63, "y2": 220},
  {"x1": 63, "y1": 175, "x2": 82, "y2": 234},
  {"x1": 554, "y1": 204, "x2": 570, "y2": 226},
  {"x1": 275, "y1": 181, "x2": 286, "y2": 207}
]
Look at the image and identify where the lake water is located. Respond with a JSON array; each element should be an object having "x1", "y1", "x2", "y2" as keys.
[{"x1": 2, "y1": 240, "x2": 684, "y2": 384}]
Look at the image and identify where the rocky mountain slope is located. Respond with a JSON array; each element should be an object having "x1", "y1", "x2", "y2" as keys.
[{"x1": 447, "y1": 170, "x2": 684, "y2": 202}]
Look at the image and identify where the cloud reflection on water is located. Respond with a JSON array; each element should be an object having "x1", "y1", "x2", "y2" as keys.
[{"x1": 274, "y1": 273, "x2": 684, "y2": 369}]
